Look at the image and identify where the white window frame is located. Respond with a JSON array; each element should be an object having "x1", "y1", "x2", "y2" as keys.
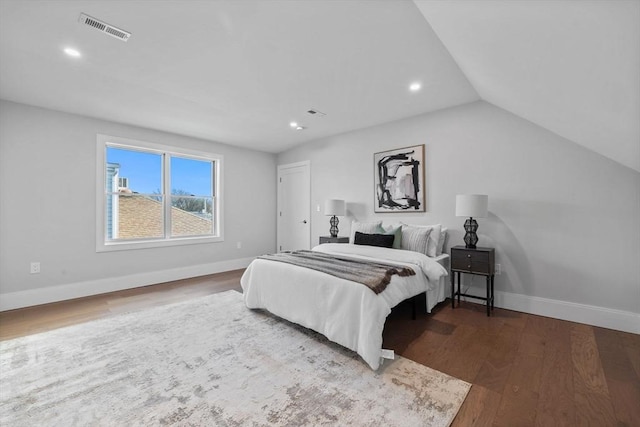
[{"x1": 96, "y1": 134, "x2": 224, "y2": 252}]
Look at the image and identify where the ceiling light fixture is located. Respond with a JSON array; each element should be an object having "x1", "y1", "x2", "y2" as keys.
[
  {"x1": 296, "y1": 126, "x2": 305, "y2": 131},
  {"x1": 289, "y1": 122, "x2": 298, "y2": 128},
  {"x1": 63, "y1": 47, "x2": 81, "y2": 58},
  {"x1": 409, "y1": 82, "x2": 422, "y2": 92}
]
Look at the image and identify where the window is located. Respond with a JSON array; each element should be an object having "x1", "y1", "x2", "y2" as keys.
[{"x1": 96, "y1": 134, "x2": 223, "y2": 251}]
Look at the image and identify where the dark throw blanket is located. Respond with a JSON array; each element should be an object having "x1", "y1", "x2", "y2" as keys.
[{"x1": 258, "y1": 250, "x2": 415, "y2": 294}]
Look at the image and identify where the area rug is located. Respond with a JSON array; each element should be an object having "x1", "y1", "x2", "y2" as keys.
[{"x1": 0, "y1": 290, "x2": 470, "y2": 426}]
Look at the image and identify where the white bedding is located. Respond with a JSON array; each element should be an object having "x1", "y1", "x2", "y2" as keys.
[{"x1": 241, "y1": 243, "x2": 448, "y2": 370}]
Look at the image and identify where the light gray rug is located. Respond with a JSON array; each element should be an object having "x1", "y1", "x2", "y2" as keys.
[{"x1": 0, "y1": 290, "x2": 470, "y2": 426}]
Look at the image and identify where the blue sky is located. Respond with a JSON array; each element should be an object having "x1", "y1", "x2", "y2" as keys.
[{"x1": 107, "y1": 148, "x2": 213, "y2": 196}]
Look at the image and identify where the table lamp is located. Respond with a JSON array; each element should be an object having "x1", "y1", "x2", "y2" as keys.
[
  {"x1": 324, "y1": 199, "x2": 345, "y2": 237},
  {"x1": 455, "y1": 194, "x2": 488, "y2": 249}
]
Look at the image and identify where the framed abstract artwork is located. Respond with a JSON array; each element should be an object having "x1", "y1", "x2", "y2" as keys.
[{"x1": 374, "y1": 144, "x2": 425, "y2": 212}]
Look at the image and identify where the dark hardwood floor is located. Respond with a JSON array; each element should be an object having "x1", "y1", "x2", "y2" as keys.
[{"x1": 1, "y1": 270, "x2": 638, "y2": 426}]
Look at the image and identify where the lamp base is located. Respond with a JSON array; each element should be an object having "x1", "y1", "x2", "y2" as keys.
[
  {"x1": 329, "y1": 215, "x2": 339, "y2": 238},
  {"x1": 463, "y1": 217, "x2": 479, "y2": 249}
]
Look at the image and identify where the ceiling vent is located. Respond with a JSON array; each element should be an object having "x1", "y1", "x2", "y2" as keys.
[
  {"x1": 78, "y1": 13, "x2": 131, "y2": 42},
  {"x1": 307, "y1": 108, "x2": 326, "y2": 117}
]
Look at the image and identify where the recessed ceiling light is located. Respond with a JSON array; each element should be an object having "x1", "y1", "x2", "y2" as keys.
[
  {"x1": 63, "y1": 47, "x2": 81, "y2": 58},
  {"x1": 289, "y1": 121, "x2": 298, "y2": 128},
  {"x1": 296, "y1": 126, "x2": 305, "y2": 131},
  {"x1": 409, "y1": 82, "x2": 422, "y2": 92}
]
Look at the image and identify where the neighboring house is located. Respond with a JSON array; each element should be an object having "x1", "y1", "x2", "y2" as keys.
[
  {"x1": 105, "y1": 170, "x2": 212, "y2": 239},
  {"x1": 106, "y1": 162, "x2": 120, "y2": 240},
  {"x1": 117, "y1": 194, "x2": 212, "y2": 239}
]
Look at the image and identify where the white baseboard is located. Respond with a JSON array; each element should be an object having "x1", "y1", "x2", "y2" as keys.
[
  {"x1": 4, "y1": 264, "x2": 638, "y2": 335},
  {"x1": 0, "y1": 257, "x2": 255, "y2": 312},
  {"x1": 462, "y1": 285, "x2": 639, "y2": 335}
]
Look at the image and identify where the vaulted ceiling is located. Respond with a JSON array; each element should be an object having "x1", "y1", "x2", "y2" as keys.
[
  {"x1": 415, "y1": 0, "x2": 640, "y2": 172},
  {"x1": 0, "y1": 1, "x2": 637, "y2": 171}
]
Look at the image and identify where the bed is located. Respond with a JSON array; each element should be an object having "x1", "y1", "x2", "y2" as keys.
[{"x1": 240, "y1": 241, "x2": 449, "y2": 370}]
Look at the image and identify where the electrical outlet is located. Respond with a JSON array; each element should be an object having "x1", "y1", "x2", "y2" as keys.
[
  {"x1": 30, "y1": 262, "x2": 40, "y2": 274},
  {"x1": 495, "y1": 264, "x2": 501, "y2": 275},
  {"x1": 316, "y1": 204, "x2": 321, "y2": 212},
  {"x1": 236, "y1": 241, "x2": 242, "y2": 249}
]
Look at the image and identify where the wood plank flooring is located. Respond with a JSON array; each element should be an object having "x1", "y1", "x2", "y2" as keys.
[{"x1": 1, "y1": 270, "x2": 638, "y2": 426}]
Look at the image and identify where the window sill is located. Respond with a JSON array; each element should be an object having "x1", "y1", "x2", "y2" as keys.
[{"x1": 96, "y1": 235, "x2": 224, "y2": 252}]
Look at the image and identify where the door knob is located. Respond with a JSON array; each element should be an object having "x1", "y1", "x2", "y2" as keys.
[{"x1": 302, "y1": 220, "x2": 307, "y2": 224}]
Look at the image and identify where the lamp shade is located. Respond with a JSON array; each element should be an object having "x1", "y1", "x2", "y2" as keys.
[
  {"x1": 455, "y1": 194, "x2": 488, "y2": 218},
  {"x1": 324, "y1": 199, "x2": 345, "y2": 216}
]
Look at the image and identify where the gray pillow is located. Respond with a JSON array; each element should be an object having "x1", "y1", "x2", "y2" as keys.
[
  {"x1": 400, "y1": 225, "x2": 432, "y2": 255},
  {"x1": 401, "y1": 223, "x2": 442, "y2": 257}
]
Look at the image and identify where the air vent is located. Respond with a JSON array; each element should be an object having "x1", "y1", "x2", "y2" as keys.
[
  {"x1": 307, "y1": 108, "x2": 326, "y2": 117},
  {"x1": 78, "y1": 13, "x2": 131, "y2": 42}
]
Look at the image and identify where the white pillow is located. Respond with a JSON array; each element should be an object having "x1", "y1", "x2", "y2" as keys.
[
  {"x1": 401, "y1": 223, "x2": 442, "y2": 257},
  {"x1": 437, "y1": 227, "x2": 448, "y2": 255},
  {"x1": 400, "y1": 225, "x2": 432, "y2": 255},
  {"x1": 349, "y1": 220, "x2": 383, "y2": 243}
]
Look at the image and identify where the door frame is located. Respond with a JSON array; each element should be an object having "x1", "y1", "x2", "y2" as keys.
[{"x1": 277, "y1": 160, "x2": 311, "y2": 252}]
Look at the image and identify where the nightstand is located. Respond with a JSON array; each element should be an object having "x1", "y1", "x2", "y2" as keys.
[
  {"x1": 450, "y1": 245, "x2": 495, "y2": 316},
  {"x1": 319, "y1": 236, "x2": 349, "y2": 244}
]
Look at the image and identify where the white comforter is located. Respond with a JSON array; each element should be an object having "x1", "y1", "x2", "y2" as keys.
[{"x1": 241, "y1": 244, "x2": 448, "y2": 370}]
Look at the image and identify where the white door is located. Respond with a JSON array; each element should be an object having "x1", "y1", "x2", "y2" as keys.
[{"x1": 277, "y1": 161, "x2": 310, "y2": 252}]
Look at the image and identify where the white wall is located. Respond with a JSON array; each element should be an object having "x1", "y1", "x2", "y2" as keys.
[
  {"x1": 278, "y1": 101, "x2": 640, "y2": 332},
  {"x1": 0, "y1": 100, "x2": 277, "y2": 308}
]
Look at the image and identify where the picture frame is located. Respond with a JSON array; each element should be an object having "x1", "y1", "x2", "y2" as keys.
[{"x1": 373, "y1": 144, "x2": 425, "y2": 212}]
